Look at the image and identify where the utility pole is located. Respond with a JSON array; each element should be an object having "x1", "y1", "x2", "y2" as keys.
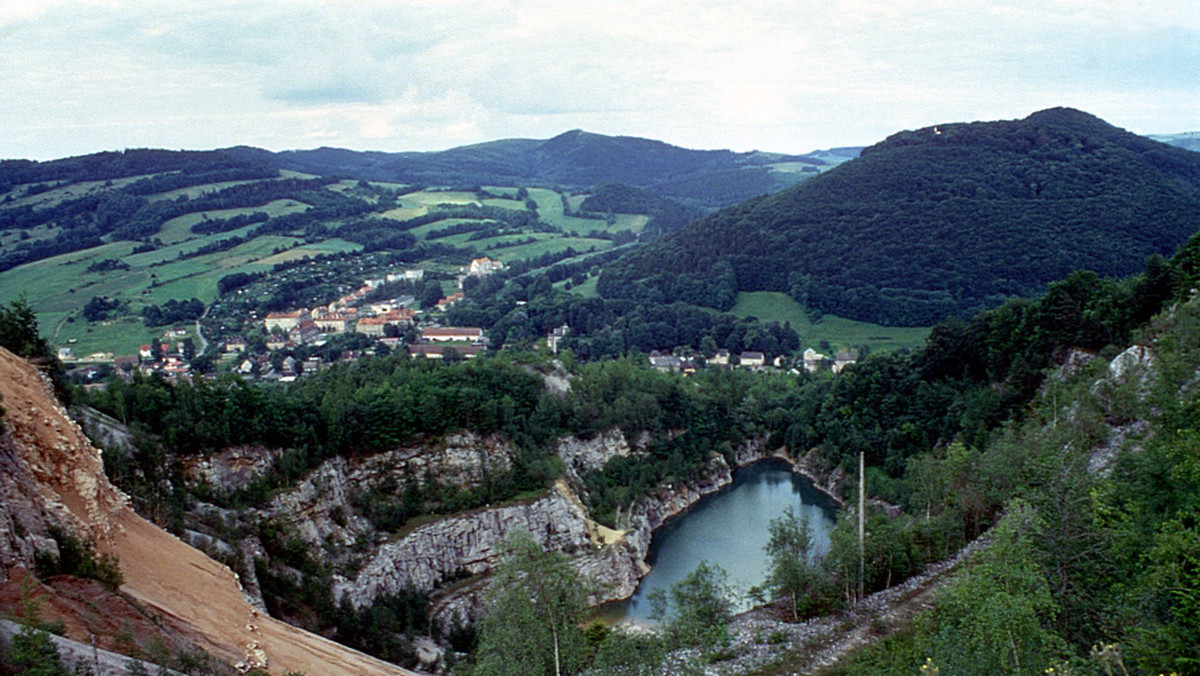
[{"x1": 858, "y1": 450, "x2": 865, "y2": 604}]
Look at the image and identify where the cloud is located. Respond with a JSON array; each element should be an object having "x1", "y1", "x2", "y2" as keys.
[{"x1": 1, "y1": 0, "x2": 1198, "y2": 159}]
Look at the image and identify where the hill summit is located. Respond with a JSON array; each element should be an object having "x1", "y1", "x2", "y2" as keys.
[
  {"x1": 598, "y1": 108, "x2": 1200, "y2": 325},
  {"x1": 240, "y1": 130, "x2": 827, "y2": 207}
]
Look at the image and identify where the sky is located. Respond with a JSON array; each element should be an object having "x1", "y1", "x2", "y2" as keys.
[{"x1": 1, "y1": 0, "x2": 1198, "y2": 161}]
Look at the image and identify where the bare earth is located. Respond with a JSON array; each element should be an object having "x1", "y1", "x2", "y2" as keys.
[{"x1": 0, "y1": 347, "x2": 419, "y2": 675}]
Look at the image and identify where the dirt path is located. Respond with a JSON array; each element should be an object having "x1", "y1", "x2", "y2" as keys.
[{"x1": 714, "y1": 537, "x2": 988, "y2": 675}]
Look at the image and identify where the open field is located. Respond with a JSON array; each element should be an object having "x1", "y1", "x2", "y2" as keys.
[
  {"x1": 563, "y1": 275, "x2": 599, "y2": 297},
  {"x1": 2, "y1": 174, "x2": 153, "y2": 210},
  {"x1": 157, "y1": 199, "x2": 310, "y2": 244},
  {"x1": 148, "y1": 179, "x2": 271, "y2": 202},
  {"x1": 485, "y1": 237, "x2": 612, "y2": 262},
  {"x1": 401, "y1": 190, "x2": 481, "y2": 207},
  {"x1": 731, "y1": 292, "x2": 931, "y2": 353},
  {"x1": 526, "y1": 188, "x2": 610, "y2": 233}
]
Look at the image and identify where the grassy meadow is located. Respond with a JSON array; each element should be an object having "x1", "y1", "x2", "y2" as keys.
[{"x1": 731, "y1": 292, "x2": 931, "y2": 354}]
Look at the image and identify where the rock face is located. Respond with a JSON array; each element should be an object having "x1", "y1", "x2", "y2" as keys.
[
  {"x1": 0, "y1": 348, "x2": 128, "y2": 579},
  {"x1": 184, "y1": 445, "x2": 281, "y2": 492},
  {"x1": 331, "y1": 446, "x2": 737, "y2": 628},
  {"x1": 336, "y1": 489, "x2": 593, "y2": 606},
  {"x1": 555, "y1": 428, "x2": 635, "y2": 484}
]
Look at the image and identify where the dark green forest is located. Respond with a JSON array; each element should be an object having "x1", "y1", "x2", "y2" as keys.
[{"x1": 599, "y1": 108, "x2": 1200, "y2": 325}]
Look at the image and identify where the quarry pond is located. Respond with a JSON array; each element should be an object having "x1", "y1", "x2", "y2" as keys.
[{"x1": 602, "y1": 458, "x2": 839, "y2": 623}]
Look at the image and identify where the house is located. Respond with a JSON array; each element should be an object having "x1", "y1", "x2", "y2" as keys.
[
  {"x1": 224, "y1": 335, "x2": 248, "y2": 353},
  {"x1": 57, "y1": 347, "x2": 76, "y2": 361},
  {"x1": 386, "y1": 269, "x2": 424, "y2": 283},
  {"x1": 467, "y1": 257, "x2": 505, "y2": 277},
  {"x1": 139, "y1": 345, "x2": 154, "y2": 360},
  {"x1": 546, "y1": 324, "x2": 570, "y2": 354},
  {"x1": 739, "y1": 351, "x2": 766, "y2": 368},
  {"x1": 380, "y1": 309, "x2": 416, "y2": 326},
  {"x1": 648, "y1": 351, "x2": 682, "y2": 372},
  {"x1": 407, "y1": 344, "x2": 485, "y2": 360},
  {"x1": 264, "y1": 309, "x2": 310, "y2": 333},
  {"x1": 832, "y1": 351, "x2": 859, "y2": 374},
  {"x1": 288, "y1": 320, "x2": 320, "y2": 345},
  {"x1": 421, "y1": 326, "x2": 484, "y2": 343},
  {"x1": 436, "y1": 293, "x2": 465, "y2": 311},
  {"x1": 710, "y1": 349, "x2": 731, "y2": 366},
  {"x1": 266, "y1": 335, "x2": 288, "y2": 351},
  {"x1": 313, "y1": 314, "x2": 348, "y2": 334},
  {"x1": 803, "y1": 348, "x2": 827, "y2": 373},
  {"x1": 355, "y1": 317, "x2": 390, "y2": 337}
]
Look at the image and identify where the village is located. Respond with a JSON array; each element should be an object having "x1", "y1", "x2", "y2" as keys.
[{"x1": 59, "y1": 254, "x2": 856, "y2": 385}]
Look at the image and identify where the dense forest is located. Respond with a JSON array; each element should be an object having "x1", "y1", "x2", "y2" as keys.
[{"x1": 599, "y1": 108, "x2": 1200, "y2": 325}]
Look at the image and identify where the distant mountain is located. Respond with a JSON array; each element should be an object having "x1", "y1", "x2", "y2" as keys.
[
  {"x1": 1150, "y1": 132, "x2": 1200, "y2": 153},
  {"x1": 226, "y1": 131, "x2": 835, "y2": 208},
  {"x1": 598, "y1": 108, "x2": 1200, "y2": 326}
]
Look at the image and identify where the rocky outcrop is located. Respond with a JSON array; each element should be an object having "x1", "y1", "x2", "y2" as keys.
[
  {"x1": 266, "y1": 456, "x2": 371, "y2": 550},
  {"x1": 335, "y1": 489, "x2": 594, "y2": 607},
  {"x1": 330, "y1": 447, "x2": 737, "y2": 628},
  {"x1": 0, "y1": 348, "x2": 128, "y2": 579},
  {"x1": 555, "y1": 428, "x2": 634, "y2": 484},
  {"x1": 360, "y1": 432, "x2": 514, "y2": 490},
  {"x1": 184, "y1": 445, "x2": 281, "y2": 492}
]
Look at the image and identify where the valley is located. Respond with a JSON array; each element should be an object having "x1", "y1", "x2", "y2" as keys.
[{"x1": 0, "y1": 110, "x2": 1199, "y2": 675}]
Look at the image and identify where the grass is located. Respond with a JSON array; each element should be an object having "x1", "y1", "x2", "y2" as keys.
[
  {"x1": 731, "y1": 292, "x2": 931, "y2": 353},
  {"x1": 401, "y1": 190, "x2": 480, "y2": 207},
  {"x1": 3, "y1": 175, "x2": 152, "y2": 210},
  {"x1": 526, "y1": 188, "x2": 609, "y2": 234},
  {"x1": 157, "y1": 199, "x2": 310, "y2": 244},
  {"x1": 481, "y1": 197, "x2": 527, "y2": 210},
  {"x1": 485, "y1": 237, "x2": 611, "y2": 262},
  {"x1": 146, "y1": 179, "x2": 270, "y2": 202},
  {"x1": 563, "y1": 276, "x2": 599, "y2": 298},
  {"x1": 0, "y1": 227, "x2": 362, "y2": 355},
  {"x1": 53, "y1": 315, "x2": 161, "y2": 357},
  {"x1": 377, "y1": 206, "x2": 429, "y2": 222}
]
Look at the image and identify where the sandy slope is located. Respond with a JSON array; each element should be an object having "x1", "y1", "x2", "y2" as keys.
[{"x1": 0, "y1": 347, "x2": 418, "y2": 675}]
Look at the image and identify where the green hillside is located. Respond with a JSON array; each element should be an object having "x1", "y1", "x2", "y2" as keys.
[
  {"x1": 599, "y1": 108, "x2": 1200, "y2": 325},
  {"x1": 0, "y1": 151, "x2": 668, "y2": 355},
  {"x1": 232, "y1": 129, "x2": 835, "y2": 208}
]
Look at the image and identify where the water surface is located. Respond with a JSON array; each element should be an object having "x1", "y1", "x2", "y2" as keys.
[{"x1": 601, "y1": 458, "x2": 838, "y2": 623}]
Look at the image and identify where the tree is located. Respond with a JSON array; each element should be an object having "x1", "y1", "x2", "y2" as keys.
[
  {"x1": 473, "y1": 530, "x2": 589, "y2": 676},
  {"x1": 0, "y1": 297, "x2": 50, "y2": 361},
  {"x1": 925, "y1": 499, "x2": 1068, "y2": 675},
  {"x1": 648, "y1": 560, "x2": 734, "y2": 650},
  {"x1": 764, "y1": 506, "x2": 822, "y2": 622},
  {"x1": 7, "y1": 626, "x2": 70, "y2": 675}
]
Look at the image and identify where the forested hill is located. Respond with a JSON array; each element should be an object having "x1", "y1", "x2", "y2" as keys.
[
  {"x1": 598, "y1": 107, "x2": 1200, "y2": 326},
  {"x1": 228, "y1": 130, "x2": 829, "y2": 207}
]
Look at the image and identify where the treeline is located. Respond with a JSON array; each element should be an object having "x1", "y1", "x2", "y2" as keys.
[
  {"x1": 120, "y1": 164, "x2": 279, "y2": 195},
  {"x1": 190, "y1": 210, "x2": 270, "y2": 235},
  {"x1": 141, "y1": 298, "x2": 204, "y2": 327},
  {"x1": 0, "y1": 148, "x2": 271, "y2": 194},
  {"x1": 599, "y1": 108, "x2": 1200, "y2": 325},
  {"x1": 0, "y1": 175, "x2": 372, "y2": 272},
  {"x1": 577, "y1": 182, "x2": 704, "y2": 238},
  {"x1": 394, "y1": 204, "x2": 557, "y2": 233}
]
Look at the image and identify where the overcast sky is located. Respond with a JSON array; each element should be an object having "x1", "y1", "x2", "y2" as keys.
[{"x1": 2, "y1": 0, "x2": 1197, "y2": 160}]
